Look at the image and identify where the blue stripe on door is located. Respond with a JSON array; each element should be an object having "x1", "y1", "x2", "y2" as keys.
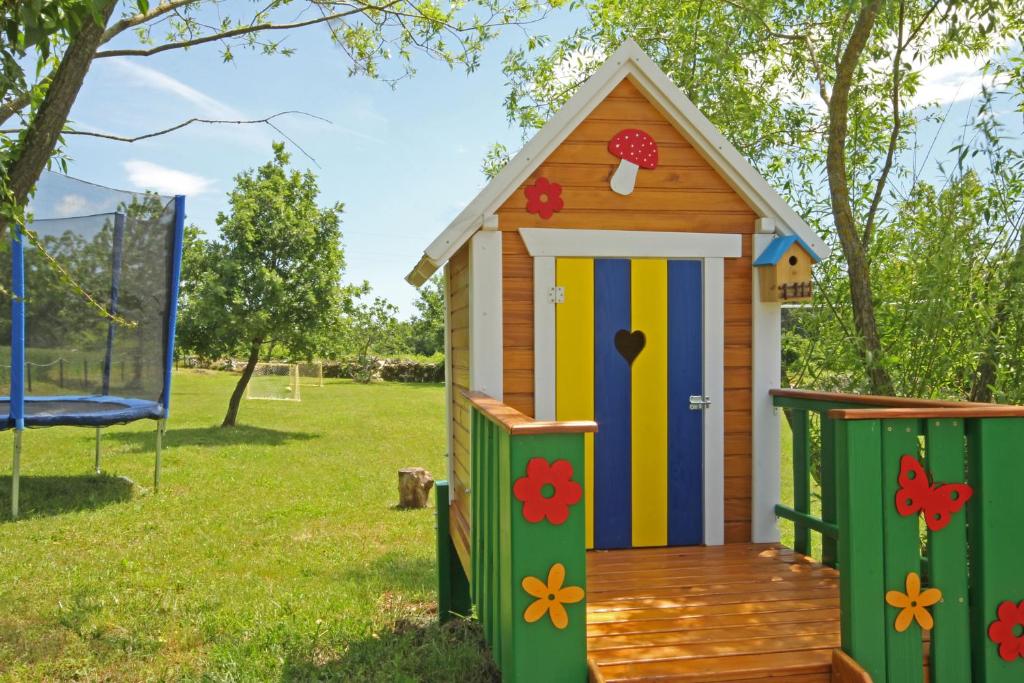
[
  {"x1": 667, "y1": 259, "x2": 703, "y2": 546},
  {"x1": 594, "y1": 259, "x2": 632, "y2": 549}
]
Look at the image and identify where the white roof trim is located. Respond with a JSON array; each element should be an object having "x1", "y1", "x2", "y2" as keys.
[
  {"x1": 519, "y1": 228, "x2": 741, "y2": 259},
  {"x1": 406, "y1": 40, "x2": 828, "y2": 287}
]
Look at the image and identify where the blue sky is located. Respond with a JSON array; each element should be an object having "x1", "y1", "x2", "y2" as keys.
[{"x1": 50, "y1": 5, "x2": 1014, "y2": 315}]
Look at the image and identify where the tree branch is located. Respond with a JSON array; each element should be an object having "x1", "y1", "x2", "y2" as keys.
[
  {"x1": 94, "y1": 2, "x2": 401, "y2": 58},
  {"x1": 100, "y1": 0, "x2": 198, "y2": 44},
  {"x1": 862, "y1": 0, "x2": 906, "y2": 248}
]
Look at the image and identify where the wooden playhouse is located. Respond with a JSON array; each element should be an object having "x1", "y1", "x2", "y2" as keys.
[{"x1": 407, "y1": 41, "x2": 1024, "y2": 683}]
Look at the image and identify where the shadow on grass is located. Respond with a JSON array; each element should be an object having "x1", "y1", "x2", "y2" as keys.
[
  {"x1": 0, "y1": 473, "x2": 134, "y2": 523},
  {"x1": 338, "y1": 549, "x2": 440, "y2": 595},
  {"x1": 105, "y1": 424, "x2": 317, "y2": 453},
  {"x1": 280, "y1": 617, "x2": 497, "y2": 683}
]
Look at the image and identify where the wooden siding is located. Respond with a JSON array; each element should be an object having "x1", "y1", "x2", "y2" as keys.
[
  {"x1": 496, "y1": 76, "x2": 757, "y2": 543},
  {"x1": 448, "y1": 246, "x2": 472, "y2": 572}
]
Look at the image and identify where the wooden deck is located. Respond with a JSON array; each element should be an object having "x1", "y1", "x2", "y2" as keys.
[{"x1": 586, "y1": 543, "x2": 841, "y2": 682}]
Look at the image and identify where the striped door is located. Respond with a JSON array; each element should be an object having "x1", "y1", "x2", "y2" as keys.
[{"x1": 555, "y1": 258, "x2": 704, "y2": 549}]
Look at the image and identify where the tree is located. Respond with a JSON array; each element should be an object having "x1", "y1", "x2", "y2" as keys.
[
  {"x1": 407, "y1": 272, "x2": 446, "y2": 356},
  {"x1": 337, "y1": 282, "x2": 403, "y2": 382},
  {"x1": 178, "y1": 143, "x2": 344, "y2": 426},
  {"x1": 0, "y1": 0, "x2": 561, "y2": 254},
  {"x1": 497, "y1": 0, "x2": 1022, "y2": 396}
]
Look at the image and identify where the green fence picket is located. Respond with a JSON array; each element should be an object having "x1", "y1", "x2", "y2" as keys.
[
  {"x1": 880, "y1": 419, "x2": 926, "y2": 682},
  {"x1": 925, "y1": 418, "x2": 971, "y2": 683},
  {"x1": 967, "y1": 417, "x2": 1024, "y2": 683},
  {"x1": 836, "y1": 419, "x2": 888, "y2": 681}
]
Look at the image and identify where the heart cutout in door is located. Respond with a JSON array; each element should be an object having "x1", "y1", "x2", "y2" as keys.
[{"x1": 614, "y1": 329, "x2": 646, "y2": 365}]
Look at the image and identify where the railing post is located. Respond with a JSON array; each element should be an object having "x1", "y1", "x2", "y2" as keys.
[
  {"x1": 505, "y1": 431, "x2": 587, "y2": 682},
  {"x1": 966, "y1": 417, "x2": 1024, "y2": 683},
  {"x1": 790, "y1": 409, "x2": 811, "y2": 556},
  {"x1": 835, "y1": 418, "x2": 887, "y2": 681},
  {"x1": 436, "y1": 481, "x2": 471, "y2": 622},
  {"x1": 819, "y1": 412, "x2": 838, "y2": 567}
]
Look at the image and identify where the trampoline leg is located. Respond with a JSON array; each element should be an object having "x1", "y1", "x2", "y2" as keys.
[
  {"x1": 154, "y1": 419, "x2": 164, "y2": 493},
  {"x1": 11, "y1": 430, "x2": 21, "y2": 520},
  {"x1": 95, "y1": 428, "x2": 102, "y2": 474}
]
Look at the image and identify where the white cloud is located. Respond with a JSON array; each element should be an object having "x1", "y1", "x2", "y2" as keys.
[
  {"x1": 911, "y1": 54, "x2": 993, "y2": 108},
  {"x1": 107, "y1": 59, "x2": 241, "y2": 119},
  {"x1": 123, "y1": 160, "x2": 214, "y2": 195},
  {"x1": 52, "y1": 193, "x2": 101, "y2": 218}
]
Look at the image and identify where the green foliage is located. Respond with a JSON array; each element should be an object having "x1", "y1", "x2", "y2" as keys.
[
  {"x1": 0, "y1": 370, "x2": 493, "y2": 680},
  {"x1": 178, "y1": 142, "x2": 345, "y2": 364},
  {"x1": 405, "y1": 273, "x2": 446, "y2": 357},
  {"x1": 336, "y1": 282, "x2": 405, "y2": 383}
]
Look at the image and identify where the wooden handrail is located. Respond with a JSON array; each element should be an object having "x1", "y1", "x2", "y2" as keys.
[
  {"x1": 770, "y1": 388, "x2": 989, "y2": 408},
  {"x1": 829, "y1": 406, "x2": 1024, "y2": 420},
  {"x1": 462, "y1": 390, "x2": 598, "y2": 435}
]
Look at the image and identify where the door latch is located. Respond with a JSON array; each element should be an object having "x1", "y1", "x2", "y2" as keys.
[{"x1": 689, "y1": 395, "x2": 712, "y2": 410}]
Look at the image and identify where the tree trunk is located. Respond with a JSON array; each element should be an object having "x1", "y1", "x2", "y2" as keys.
[
  {"x1": 398, "y1": 467, "x2": 434, "y2": 508},
  {"x1": 969, "y1": 235, "x2": 1024, "y2": 402},
  {"x1": 823, "y1": 0, "x2": 895, "y2": 396},
  {"x1": 2, "y1": 1, "x2": 118, "y2": 221},
  {"x1": 222, "y1": 339, "x2": 262, "y2": 427}
]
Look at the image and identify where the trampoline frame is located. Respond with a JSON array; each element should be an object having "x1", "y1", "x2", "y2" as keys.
[{"x1": 7, "y1": 195, "x2": 186, "y2": 519}]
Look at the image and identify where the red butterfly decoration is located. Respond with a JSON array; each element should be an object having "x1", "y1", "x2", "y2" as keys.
[{"x1": 895, "y1": 455, "x2": 973, "y2": 532}]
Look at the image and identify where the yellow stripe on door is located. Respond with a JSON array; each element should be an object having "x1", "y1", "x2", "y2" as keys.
[
  {"x1": 555, "y1": 258, "x2": 596, "y2": 549},
  {"x1": 631, "y1": 259, "x2": 668, "y2": 547}
]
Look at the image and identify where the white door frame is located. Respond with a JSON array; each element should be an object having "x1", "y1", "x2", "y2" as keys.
[{"x1": 525, "y1": 228, "x2": 739, "y2": 546}]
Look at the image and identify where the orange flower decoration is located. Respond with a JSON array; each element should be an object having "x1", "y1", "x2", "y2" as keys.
[
  {"x1": 885, "y1": 571, "x2": 942, "y2": 632},
  {"x1": 521, "y1": 563, "x2": 585, "y2": 630}
]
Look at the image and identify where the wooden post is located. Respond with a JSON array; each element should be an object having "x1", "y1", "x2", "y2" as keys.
[
  {"x1": 436, "y1": 481, "x2": 471, "y2": 622},
  {"x1": 791, "y1": 409, "x2": 810, "y2": 556},
  {"x1": 835, "y1": 418, "x2": 887, "y2": 681},
  {"x1": 398, "y1": 467, "x2": 434, "y2": 508},
  {"x1": 966, "y1": 417, "x2": 1024, "y2": 683}
]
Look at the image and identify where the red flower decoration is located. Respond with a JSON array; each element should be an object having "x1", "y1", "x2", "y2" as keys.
[
  {"x1": 988, "y1": 600, "x2": 1024, "y2": 662},
  {"x1": 524, "y1": 177, "x2": 564, "y2": 219},
  {"x1": 513, "y1": 457, "x2": 581, "y2": 525}
]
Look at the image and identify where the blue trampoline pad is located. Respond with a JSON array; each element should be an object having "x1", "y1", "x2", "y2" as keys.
[{"x1": 0, "y1": 395, "x2": 164, "y2": 429}]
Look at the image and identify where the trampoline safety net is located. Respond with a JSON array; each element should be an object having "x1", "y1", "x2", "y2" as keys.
[{"x1": 0, "y1": 171, "x2": 183, "y2": 426}]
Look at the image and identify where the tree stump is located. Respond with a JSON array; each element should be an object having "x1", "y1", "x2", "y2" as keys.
[{"x1": 398, "y1": 467, "x2": 434, "y2": 509}]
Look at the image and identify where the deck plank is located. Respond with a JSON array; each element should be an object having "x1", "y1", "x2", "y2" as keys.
[{"x1": 587, "y1": 543, "x2": 841, "y2": 682}]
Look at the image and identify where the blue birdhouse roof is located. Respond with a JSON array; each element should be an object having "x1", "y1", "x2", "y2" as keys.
[{"x1": 753, "y1": 235, "x2": 822, "y2": 266}]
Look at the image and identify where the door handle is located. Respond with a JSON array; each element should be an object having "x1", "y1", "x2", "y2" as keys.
[{"x1": 689, "y1": 395, "x2": 712, "y2": 410}]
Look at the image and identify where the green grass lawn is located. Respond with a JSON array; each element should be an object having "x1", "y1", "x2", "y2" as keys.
[{"x1": 0, "y1": 370, "x2": 494, "y2": 682}]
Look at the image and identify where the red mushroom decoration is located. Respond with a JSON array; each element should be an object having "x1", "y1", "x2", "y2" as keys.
[{"x1": 607, "y1": 129, "x2": 658, "y2": 195}]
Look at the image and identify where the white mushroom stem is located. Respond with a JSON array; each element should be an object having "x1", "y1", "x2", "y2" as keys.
[{"x1": 610, "y1": 158, "x2": 640, "y2": 195}]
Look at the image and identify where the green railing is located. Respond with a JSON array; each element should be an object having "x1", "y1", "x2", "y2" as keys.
[
  {"x1": 438, "y1": 391, "x2": 596, "y2": 683},
  {"x1": 771, "y1": 389, "x2": 970, "y2": 566},
  {"x1": 776, "y1": 390, "x2": 1024, "y2": 682}
]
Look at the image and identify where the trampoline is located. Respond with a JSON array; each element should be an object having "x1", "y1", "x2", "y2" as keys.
[{"x1": 3, "y1": 172, "x2": 185, "y2": 518}]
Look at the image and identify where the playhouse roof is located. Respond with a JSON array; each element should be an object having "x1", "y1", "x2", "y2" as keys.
[
  {"x1": 752, "y1": 235, "x2": 822, "y2": 266},
  {"x1": 405, "y1": 40, "x2": 829, "y2": 287}
]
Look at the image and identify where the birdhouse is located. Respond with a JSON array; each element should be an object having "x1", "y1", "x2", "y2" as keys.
[{"x1": 753, "y1": 235, "x2": 817, "y2": 302}]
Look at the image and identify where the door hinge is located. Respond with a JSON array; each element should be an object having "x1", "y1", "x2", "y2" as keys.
[
  {"x1": 689, "y1": 395, "x2": 712, "y2": 411},
  {"x1": 548, "y1": 286, "x2": 565, "y2": 304}
]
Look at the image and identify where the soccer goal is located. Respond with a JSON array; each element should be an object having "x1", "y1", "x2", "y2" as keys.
[
  {"x1": 246, "y1": 362, "x2": 301, "y2": 401},
  {"x1": 297, "y1": 362, "x2": 324, "y2": 387}
]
